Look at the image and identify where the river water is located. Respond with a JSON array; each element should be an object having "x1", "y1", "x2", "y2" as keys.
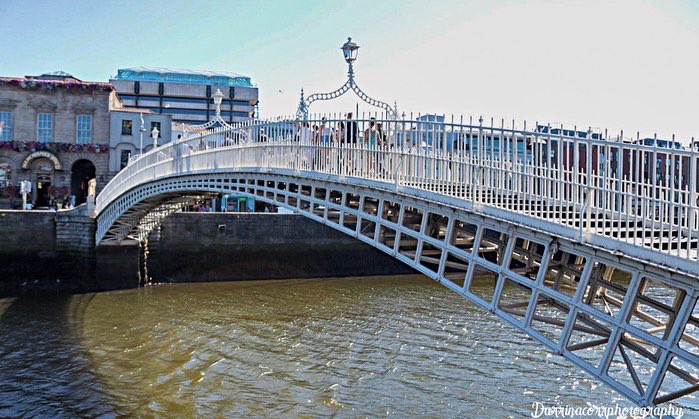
[{"x1": 0, "y1": 275, "x2": 685, "y2": 417}]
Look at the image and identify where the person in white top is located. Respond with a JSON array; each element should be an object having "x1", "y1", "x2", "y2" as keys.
[
  {"x1": 320, "y1": 117, "x2": 333, "y2": 144},
  {"x1": 298, "y1": 122, "x2": 313, "y2": 169}
]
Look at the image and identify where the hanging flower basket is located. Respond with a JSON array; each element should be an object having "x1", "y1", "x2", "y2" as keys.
[
  {"x1": 1, "y1": 185, "x2": 19, "y2": 198},
  {"x1": 0, "y1": 78, "x2": 112, "y2": 93},
  {"x1": 48, "y1": 186, "x2": 70, "y2": 199},
  {"x1": 0, "y1": 141, "x2": 108, "y2": 154}
]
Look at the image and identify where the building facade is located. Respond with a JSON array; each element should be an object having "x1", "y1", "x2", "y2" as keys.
[
  {"x1": 109, "y1": 67, "x2": 258, "y2": 125},
  {"x1": 0, "y1": 72, "x2": 115, "y2": 209},
  {"x1": 108, "y1": 109, "x2": 172, "y2": 177}
]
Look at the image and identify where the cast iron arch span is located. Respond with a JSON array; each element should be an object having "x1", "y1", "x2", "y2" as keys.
[{"x1": 95, "y1": 170, "x2": 698, "y2": 408}]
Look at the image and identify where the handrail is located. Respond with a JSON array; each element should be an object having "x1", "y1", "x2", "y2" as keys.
[{"x1": 97, "y1": 113, "x2": 699, "y2": 262}]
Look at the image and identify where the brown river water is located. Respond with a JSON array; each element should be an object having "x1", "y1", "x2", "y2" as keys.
[{"x1": 0, "y1": 275, "x2": 690, "y2": 417}]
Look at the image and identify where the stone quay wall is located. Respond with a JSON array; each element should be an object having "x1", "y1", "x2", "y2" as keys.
[
  {"x1": 0, "y1": 212, "x2": 414, "y2": 297},
  {"x1": 152, "y1": 213, "x2": 414, "y2": 283},
  {"x1": 0, "y1": 206, "x2": 95, "y2": 296}
]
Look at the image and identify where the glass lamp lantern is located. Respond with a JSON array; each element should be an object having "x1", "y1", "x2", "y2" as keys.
[
  {"x1": 341, "y1": 37, "x2": 359, "y2": 63},
  {"x1": 213, "y1": 89, "x2": 224, "y2": 109}
]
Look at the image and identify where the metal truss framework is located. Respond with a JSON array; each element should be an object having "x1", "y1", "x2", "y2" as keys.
[
  {"x1": 99, "y1": 192, "x2": 209, "y2": 243},
  {"x1": 96, "y1": 170, "x2": 698, "y2": 407}
]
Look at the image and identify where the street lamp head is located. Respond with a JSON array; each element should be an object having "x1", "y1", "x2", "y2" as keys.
[
  {"x1": 341, "y1": 37, "x2": 359, "y2": 64},
  {"x1": 213, "y1": 88, "x2": 224, "y2": 117},
  {"x1": 151, "y1": 126, "x2": 159, "y2": 140},
  {"x1": 213, "y1": 88, "x2": 224, "y2": 107}
]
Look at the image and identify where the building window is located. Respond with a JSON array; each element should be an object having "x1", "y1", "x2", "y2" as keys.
[
  {"x1": 76, "y1": 114, "x2": 92, "y2": 143},
  {"x1": 37, "y1": 113, "x2": 53, "y2": 143},
  {"x1": 0, "y1": 111, "x2": 13, "y2": 141},
  {"x1": 150, "y1": 121, "x2": 161, "y2": 134},
  {"x1": 0, "y1": 163, "x2": 10, "y2": 187},
  {"x1": 121, "y1": 120, "x2": 133, "y2": 135},
  {"x1": 120, "y1": 150, "x2": 132, "y2": 170}
]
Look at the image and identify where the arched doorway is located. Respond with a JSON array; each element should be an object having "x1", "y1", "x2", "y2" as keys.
[
  {"x1": 30, "y1": 158, "x2": 56, "y2": 208},
  {"x1": 20, "y1": 151, "x2": 61, "y2": 208},
  {"x1": 71, "y1": 159, "x2": 96, "y2": 205}
]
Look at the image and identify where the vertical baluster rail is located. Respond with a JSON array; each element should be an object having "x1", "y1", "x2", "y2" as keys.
[{"x1": 96, "y1": 112, "x2": 699, "y2": 264}]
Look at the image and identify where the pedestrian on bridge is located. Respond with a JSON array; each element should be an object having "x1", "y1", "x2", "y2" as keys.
[
  {"x1": 320, "y1": 117, "x2": 333, "y2": 144},
  {"x1": 376, "y1": 122, "x2": 387, "y2": 147},
  {"x1": 319, "y1": 117, "x2": 334, "y2": 171},
  {"x1": 346, "y1": 112, "x2": 358, "y2": 144},
  {"x1": 336, "y1": 121, "x2": 346, "y2": 144},
  {"x1": 345, "y1": 113, "x2": 359, "y2": 174},
  {"x1": 364, "y1": 117, "x2": 379, "y2": 148},
  {"x1": 298, "y1": 122, "x2": 313, "y2": 170}
]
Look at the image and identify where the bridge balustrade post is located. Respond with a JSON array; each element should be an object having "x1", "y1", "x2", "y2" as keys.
[
  {"x1": 578, "y1": 185, "x2": 592, "y2": 241},
  {"x1": 473, "y1": 167, "x2": 484, "y2": 209},
  {"x1": 691, "y1": 155, "x2": 698, "y2": 244},
  {"x1": 587, "y1": 187, "x2": 593, "y2": 235},
  {"x1": 394, "y1": 153, "x2": 404, "y2": 191}
]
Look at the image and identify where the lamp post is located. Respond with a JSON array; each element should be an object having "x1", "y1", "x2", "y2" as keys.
[
  {"x1": 139, "y1": 113, "x2": 146, "y2": 155},
  {"x1": 20, "y1": 180, "x2": 31, "y2": 210},
  {"x1": 151, "y1": 125, "x2": 160, "y2": 148},
  {"x1": 213, "y1": 88, "x2": 224, "y2": 119}
]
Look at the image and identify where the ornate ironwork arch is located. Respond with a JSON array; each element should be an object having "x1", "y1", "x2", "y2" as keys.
[
  {"x1": 183, "y1": 89, "x2": 235, "y2": 137},
  {"x1": 296, "y1": 39, "x2": 396, "y2": 120}
]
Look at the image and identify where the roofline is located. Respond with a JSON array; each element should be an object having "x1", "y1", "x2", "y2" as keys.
[{"x1": 115, "y1": 67, "x2": 251, "y2": 80}]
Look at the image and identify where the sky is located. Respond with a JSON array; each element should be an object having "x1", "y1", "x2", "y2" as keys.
[{"x1": 1, "y1": 0, "x2": 698, "y2": 142}]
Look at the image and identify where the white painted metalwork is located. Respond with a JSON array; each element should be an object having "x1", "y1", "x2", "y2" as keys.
[
  {"x1": 181, "y1": 88, "x2": 233, "y2": 135},
  {"x1": 99, "y1": 114, "x2": 699, "y2": 269},
  {"x1": 297, "y1": 38, "x2": 396, "y2": 119},
  {"x1": 95, "y1": 113, "x2": 699, "y2": 408}
]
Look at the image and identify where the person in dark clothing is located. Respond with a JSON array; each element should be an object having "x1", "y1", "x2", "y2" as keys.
[{"x1": 346, "y1": 112, "x2": 358, "y2": 144}]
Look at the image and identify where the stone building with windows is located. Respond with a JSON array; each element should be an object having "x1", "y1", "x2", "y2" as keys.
[
  {"x1": 0, "y1": 71, "x2": 116, "y2": 209},
  {"x1": 108, "y1": 108, "x2": 172, "y2": 177}
]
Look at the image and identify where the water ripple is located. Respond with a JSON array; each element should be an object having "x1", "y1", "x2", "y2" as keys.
[{"x1": 0, "y1": 275, "x2": 693, "y2": 417}]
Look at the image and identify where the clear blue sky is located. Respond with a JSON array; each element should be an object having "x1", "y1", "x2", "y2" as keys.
[{"x1": 1, "y1": 0, "x2": 698, "y2": 141}]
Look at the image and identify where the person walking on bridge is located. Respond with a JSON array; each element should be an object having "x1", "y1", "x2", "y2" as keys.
[
  {"x1": 345, "y1": 113, "x2": 359, "y2": 174},
  {"x1": 363, "y1": 117, "x2": 380, "y2": 175},
  {"x1": 298, "y1": 121, "x2": 313, "y2": 170},
  {"x1": 346, "y1": 112, "x2": 358, "y2": 144},
  {"x1": 319, "y1": 117, "x2": 334, "y2": 171},
  {"x1": 364, "y1": 117, "x2": 379, "y2": 149}
]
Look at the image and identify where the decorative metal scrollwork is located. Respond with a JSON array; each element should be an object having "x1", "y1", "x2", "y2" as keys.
[
  {"x1": 296, "y1": 40, "x2": 396, "y2": 120},
  {"x1": 183, "y1": 89, "x2": 235, "y2": 137}
]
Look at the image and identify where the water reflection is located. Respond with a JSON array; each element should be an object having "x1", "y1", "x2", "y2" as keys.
[
  {"x1": 0, "y1": 275, "x2": 676, "y2": 416},
  {"x1": 0, "y1": 295, "x2": 119, "y2": 417}
]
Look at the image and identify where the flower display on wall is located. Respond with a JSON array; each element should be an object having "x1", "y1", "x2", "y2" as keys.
[
  {"x1": 47, "y1": 186, "x2": 70, "y2": 199},
  {"x1": 0, "y1": 78, "x2": 113, "y2": 92},
  {"x1": 0, "y1": 163, "x2": 10, "y2": 187},
  {"x1": 0, "y1": 141, "x2": 109, "y2": 153},
  {"x1": 1, "y1": 185, "x2": 19, "y2": 199}
]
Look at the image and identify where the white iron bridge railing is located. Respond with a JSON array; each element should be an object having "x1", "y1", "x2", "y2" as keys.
[{"x1": 97, "y1": 112, "x2": 699, "y2": 264}]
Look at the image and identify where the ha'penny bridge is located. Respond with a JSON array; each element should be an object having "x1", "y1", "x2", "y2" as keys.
[{"x1": 94, "y1": 39, "x2": 698, "y2": 407}]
